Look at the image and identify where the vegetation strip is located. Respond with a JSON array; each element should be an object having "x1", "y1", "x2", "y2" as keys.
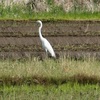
[
  {"x1": 0, "y1": 58, "x2": 100, "y2": 86},
  {"x1": 0, "y1": 74, "x2": 100, "y2": 86}
]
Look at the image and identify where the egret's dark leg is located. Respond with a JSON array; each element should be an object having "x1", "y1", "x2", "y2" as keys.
[{"x1": 45, "y1": 49, "x2": 48, "y2": 58}]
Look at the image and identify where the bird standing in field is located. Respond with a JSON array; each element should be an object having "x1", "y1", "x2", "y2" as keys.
[{"x1": 37, "y1": 20, "x2": 56, "y2": 58}]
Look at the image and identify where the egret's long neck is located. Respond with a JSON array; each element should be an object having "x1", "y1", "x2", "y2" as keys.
[{"x1": 39, "y1": 22, "x2": 43, "y2": 40}]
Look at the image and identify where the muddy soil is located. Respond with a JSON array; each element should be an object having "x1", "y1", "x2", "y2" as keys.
[{"x1": 0, "y1": 20, "x2": 100, "y2": 59}]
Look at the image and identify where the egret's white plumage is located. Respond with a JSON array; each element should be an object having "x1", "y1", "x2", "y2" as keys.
[{"x1": 37, "y1": 20, "x2": 56, "y2": 58}]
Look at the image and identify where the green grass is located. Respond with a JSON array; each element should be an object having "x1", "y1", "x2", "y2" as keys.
[
  {"x1": 0, "y1": 83, "x2": 100, "y2": 100},
  {"x1": 0, "y1": 5, "x2": 100, "y2": 20},
  {"x1": 0, "y1": 57, "x2": 100, "y2": 85},
  {"x1": 0, "y1": 57, "x2": 100, "y2": 99}
]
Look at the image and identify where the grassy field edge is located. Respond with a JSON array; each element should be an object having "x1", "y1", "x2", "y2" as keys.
[{"x1": 0, "y1": 57, "x2": 100, "y2": 86}]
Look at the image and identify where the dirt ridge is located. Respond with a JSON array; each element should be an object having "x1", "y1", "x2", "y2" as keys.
[{"x1": 0, "y1": 20, "x2": 100, "y2": 59}]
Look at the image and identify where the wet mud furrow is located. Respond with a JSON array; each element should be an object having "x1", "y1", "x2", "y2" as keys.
[
  {"x1": 0, "y1": 20, "x2": 100, "y2": 36},
  {"x1": 0, "y1": 20, "x2": 100, "y2": 59}
]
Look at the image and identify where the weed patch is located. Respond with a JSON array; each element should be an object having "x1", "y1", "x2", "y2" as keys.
[{"x1": 0, "y1": 58, "x2": 100, "y2": 86}]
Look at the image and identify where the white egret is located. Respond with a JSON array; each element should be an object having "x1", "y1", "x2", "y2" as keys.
[{"x1": 37, "y1": 20, "x2": 56, "y2": 58}]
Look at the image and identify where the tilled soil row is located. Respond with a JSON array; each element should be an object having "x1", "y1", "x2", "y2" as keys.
[
  {"x1": 0, "y1": 20, "x2": 100, "y2": 36},
  {"x1": 0, "y1": 20, "x2": 100, "y2": 59}
]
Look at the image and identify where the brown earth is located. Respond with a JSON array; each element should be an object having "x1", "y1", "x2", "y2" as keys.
[{"x1": 0, "y1": 20, "x2": 100, "y2": 59}]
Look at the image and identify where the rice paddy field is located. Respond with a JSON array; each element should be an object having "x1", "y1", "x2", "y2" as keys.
[{"x1": 0, "y1": 3, "x2": 100, "y2": 100}]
